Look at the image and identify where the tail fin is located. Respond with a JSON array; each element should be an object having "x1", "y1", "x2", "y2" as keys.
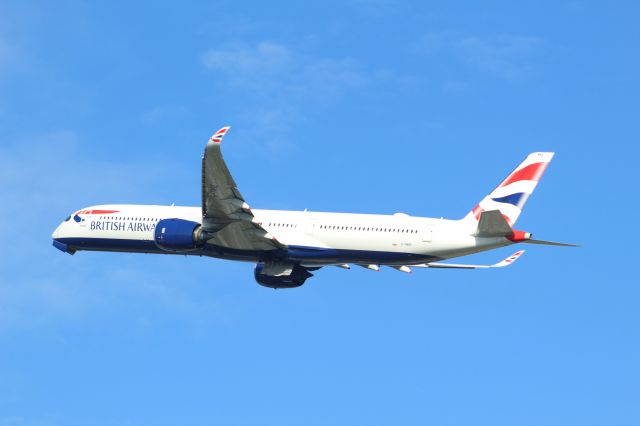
[{"x1": 463, "y1": 152, "x2": 554, "y2": 227}]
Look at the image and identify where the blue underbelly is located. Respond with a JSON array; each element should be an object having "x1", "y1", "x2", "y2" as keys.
[
  {"x1": 54, "y1": 238, "x2": 439, "y2": 265},
  {"x1": 285, "y1": 245, "x2": 439, "y2": 265}
]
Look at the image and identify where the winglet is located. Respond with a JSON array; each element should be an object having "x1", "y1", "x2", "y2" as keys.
[
  {"x1": 209, "y1": 126, "x2": 231, "y2": 144},
  {"x1": 411, "y1": 250, "x2": 525, "y2": 269},
  {"x1": 493, "y1": 250, "x2": 525, "y2": 267}
]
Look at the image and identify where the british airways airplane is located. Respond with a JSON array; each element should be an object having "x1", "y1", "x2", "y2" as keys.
[{"x1": 52, "y1": 127, "x2": 575, "y2": 288}]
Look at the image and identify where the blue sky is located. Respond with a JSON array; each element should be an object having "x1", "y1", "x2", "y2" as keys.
[{"x1": 1, "y1": 1, "x2": 639, "y2": 425}]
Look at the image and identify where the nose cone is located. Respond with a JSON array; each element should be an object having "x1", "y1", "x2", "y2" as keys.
[
  {"x1": 51, "y1": 223, "x2": 75, "y2": 255},
  {"x1": 52, "y1": 224, "x2": 61, "y2": 240}
]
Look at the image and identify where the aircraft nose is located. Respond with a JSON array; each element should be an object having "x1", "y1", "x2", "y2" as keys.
[
  {"x1": 52, "y1": 224, "x2": 61, "y2": 240},
  {"x1": 51, "y1": 223, "x2": 75, "y2": 254}
]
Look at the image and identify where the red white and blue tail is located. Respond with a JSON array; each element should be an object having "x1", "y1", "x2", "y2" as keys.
[{"x1": 463, "y1": 152, "x2": 554, "y2": 227}]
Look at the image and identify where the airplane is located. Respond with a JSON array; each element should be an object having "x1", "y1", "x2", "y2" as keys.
[{"x1": 52, "y1": 127, "x2": 576, "y2": 288}]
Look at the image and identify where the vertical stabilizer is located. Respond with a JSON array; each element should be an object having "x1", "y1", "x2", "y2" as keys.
[{"x1": 463, "y1": 152, "x2": 554, "y2": 227}]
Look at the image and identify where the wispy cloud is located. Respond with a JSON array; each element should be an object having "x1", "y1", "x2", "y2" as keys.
[
  {"x1": 0, "y1": 37, "x2": 14, "y2": 70},
  {"x1": 202, "y1": 41, "x2": 367, "y2": 101},
  {"x1": 452, "y1": 35, "x2": 544, "y2": 80},
  {"x1": 0, "y1": 131, "x2": 226, "y2": 334},
  {"x1": 201, "y1": 41, "x2": 370, "y2": 155},
  {"x1": 203, "y1": 41, "x2": 291, "y2": 75},
  {"x1": 0, "y1": 274, "x2": 99, "y2": 332},
  {"x1": 0, "y1": 130, "x2": 163, "y2": 220},
  {"x1": 414, "y1": 32, "x2": 545, "y2": 81},
  {"x1": 106, "y1": 264, "x2": 226, "y2": 322},
  {"x1": 0, "y1": 416, "x2": 30, "y2": 426},
  {"x1": 141, "y1": 104, "x2": 190, "y2": 125},
  {"x1": 349, "y1": 0, "x2": 398, "y2": 16},
  {"x1": 0, "y1": 263, "x2": 229, "y2": 335}
]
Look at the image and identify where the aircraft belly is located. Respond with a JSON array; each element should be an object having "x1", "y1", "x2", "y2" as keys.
[
  {"x1": 285, "y1": 245, "x2": 440, "y2": 265},
  {"x1": 55, "y1": 237, "x2": 165, "y2": 254}
]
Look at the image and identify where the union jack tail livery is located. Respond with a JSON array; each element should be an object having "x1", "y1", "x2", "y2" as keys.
[{"x1": 464, "y1": 152, "x2": 555, "y2": 227}]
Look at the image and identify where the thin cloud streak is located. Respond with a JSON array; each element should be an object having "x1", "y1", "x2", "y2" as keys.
[
  {"x1": 201, "y1": 41, "x2": 370, "y2": 156},
  {"x1": 141, "y1": 105, "x2": 190, "y2": 125},
  {"x1": 0, "y1": 37, "x2": 14, "y2": 70},
  {"x1": 414, "y1": 31, "x2": 546, "y2": 81},
  {"x1": 453, "y1": 34, "x2": 544, "y2": 80},
  {"x1": 202, "y1": 41, "x2": 368, "y2": 101},
  {"x1": 0, "y1": 131, "x2": 226, "y2": 334}
]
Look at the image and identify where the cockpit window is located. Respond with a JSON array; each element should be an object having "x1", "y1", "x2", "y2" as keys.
[{"x1": 64, "y1": 215, "x2": 71, "y2": 222}]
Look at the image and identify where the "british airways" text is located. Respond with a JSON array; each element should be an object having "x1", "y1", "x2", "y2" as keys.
[{"x1": 90, "y1": 221, "x2": 156, "y2": 232}]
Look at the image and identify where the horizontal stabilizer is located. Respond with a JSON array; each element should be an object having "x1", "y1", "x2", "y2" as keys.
[
  {"x1": 412, "y1": 250, "x2": 525, "y2": 269},
  {"x1": 476, "y1": 210, "x2": 512, "y2": 237},
  {"x1": 522, "y1": 239, "x2": 579, "y2": 247}
]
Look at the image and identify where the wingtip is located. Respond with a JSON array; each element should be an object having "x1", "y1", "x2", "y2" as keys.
[
  {"x1": 493, "y1": 250, "x2": 525, "y2": 267},
  {"x1": 528, "y1": 151, "x2": 555, "y2": 162},
  {"x1": 209, "y1": 126, "x2": 231, "y2": 144}
]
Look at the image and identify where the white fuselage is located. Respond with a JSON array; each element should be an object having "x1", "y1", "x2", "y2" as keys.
[{"x1": 52, "y1": 204, "x2": 513, "y2": 265}]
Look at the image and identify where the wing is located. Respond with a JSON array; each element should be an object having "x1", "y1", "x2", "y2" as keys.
[
  {"x1": 201, "y1": 127, "x2": 284, "y2": 251},
  {"x1": 344, "y1": 250, "x2": 525, "y2": 273},
  {"x1": 411, "y1": 250, "x2": 525, "y2": 269}
]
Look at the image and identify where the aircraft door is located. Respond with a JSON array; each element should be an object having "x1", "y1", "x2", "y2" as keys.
[
  {"x1": 305, "y1": 217, "x2": 316, "y2": 236},
  {"x1": 422, "y1": 225, "x2": 434, "y2": 242}
]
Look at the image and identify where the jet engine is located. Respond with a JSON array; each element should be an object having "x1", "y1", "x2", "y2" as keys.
[
  {"x1": 254, "y1": 262, "x2": 314, "y2": 288},
  {"x1": 154, "y1": 218, "x2": 204, "y2": 251}
]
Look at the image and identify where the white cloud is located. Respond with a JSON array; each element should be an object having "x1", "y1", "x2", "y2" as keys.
[
  {"x1": 202, "y1": 41, "x2": 368, "y2": 101},
  {"x1": 414, "y1": 32, "x2": 545, "y2": 81},
  {"x1": 203, "y1": 41, "x2": 291, "y2": 73},
  {"x1": 349, "y1": 0, "x2": 399, "y2": 16},
  {"x1": 442, "y1": 79, "x2": 470, "y2": 93},
  {"x1": 0, "y1": 37, "x2": 13, "y2": 69},
  {"x1": 0, "y1": 131, "x2": 226, "y2": 334},
  {"x1": 201, "y1": 41, "x2": 371, "y2": 156},
  {"x1": 0, "y1": 264, "x2": 229, "y2": 335},
  {"x1": 141, "y1": 104, "x2": 189, "y2": 125},
  {"x1": 0, "y1": 416, "x2": 29, "y2": 426},
  {"x1": 225, "y1": 106, "x2": 301, "y2": 158},
  {"x1": 413, "y1": 31, "x2": 456, "y2": 55},
  {"x1": 0, "y1": 130, "x2": 164, "y2": 221},
  {"x1": 0, "y1": 275, "x2": 99, "y2": 332},
  {"x1": 453, "y1": 35, "x2": 544, "y2": 80}
]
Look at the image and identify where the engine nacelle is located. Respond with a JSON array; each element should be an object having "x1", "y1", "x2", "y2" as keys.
[
  {"x1": 254, "y1": 263, "x2": 313, "y2": 289},
  {"x1": 154, "y1": 218, "x2": 203, "y2": 252}
]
